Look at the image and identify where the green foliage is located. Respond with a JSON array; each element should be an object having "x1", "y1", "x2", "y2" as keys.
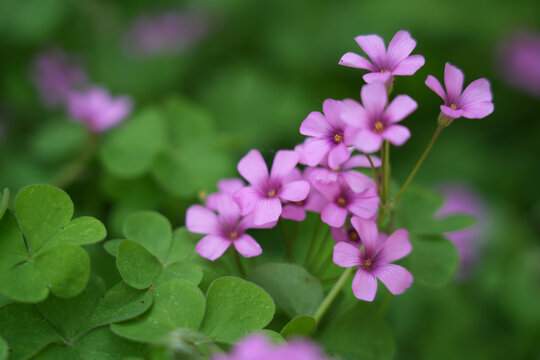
[
  {"x1": 0, "y1": 185, "x2": 106, "y2": 302},
  {"x1": 316, "y1": 303, "x2": 395, "y2": 360},
  {"x1": 280, "y1": 315, "x2": 316, "y2": 338},
  {"x1": 200, "y1": 276, "x2": 275, "y2": 343},
  {"x1": 250, "y1": 262, "x2": 324, "y2": 318},
  {"x1": 0, "y1": 336, "x2": 6, "y2": 360},
  {"x1": 0, "y1": 188, "x2": 9, "y2": 220},
  {"x1": 30, "y1": 121, "x2": 86, "y2": 162}
]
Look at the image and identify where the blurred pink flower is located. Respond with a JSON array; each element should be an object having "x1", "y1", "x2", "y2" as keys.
[
  {"x1": 339, "y1": 30, "x2": 425, "y2": 87},
  {"x1": 436, "y1": 183, "x2": 489, "y2": 278},
  {"x1": 342, "y1": 82, "x2": 417, "y2": 153},
  {"x1": 425, "y1": 63, "x2": 494, "y2": 123},
  {"x1": 67, "y1": 87, "x2": 133, "y2": 133},
  {"x1": 206, "y1": 178, "x2": 245, "y2": 210},
  {"x1": 333, "y1": 217, "x2": 413, "y2": 301},
  {"x1": 497, "y1": 31, "x2": 540, "y2": 97},
  {"x1": 234, "y1": 150, "x2": 310, "y2": 225},
  {"x1": 123, "y1": 11, "x2": 208, "y2": 57},
  {"x1": 31, "y1": 49, "x2": 87, "y2": 107},
  {"x1": 212, "y1": 334, "x2": 330, "y2": 360}
]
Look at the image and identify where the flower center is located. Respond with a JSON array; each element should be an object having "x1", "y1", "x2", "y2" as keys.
[
  {"x1": 337, "y1": 196, "x2": 347, "y2": 207},
  {"x1": 294, "y1": 200, "x2": 305, "y2": 206},
  {"x1": 348, "y1": 229, "x2": 359, "y2": 242},
  {"x1": 361, "y1": 258, "x2": 372, "y2": 270},
  {"x1": 333, "y1": 133, "x2": 343, "y2": 144},
  {"x1": 229, "y1": 231, "x2": 238, "y2": 240},
  {"x1": 380, "y1": 69, "x2": 389, "y2": 73},
  {"x1": 450, "y1": 103, "x2": 458, "y2": 110},
  {"x1": 374, "y1": 121, "x2": 384, "y2": 134},
  {"x1": 267, "y1": 189, "x2": 277, "y2": 198}
]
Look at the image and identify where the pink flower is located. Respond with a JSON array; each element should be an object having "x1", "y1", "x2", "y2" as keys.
[
  {"x1": 212, "y1": 334, "x2": 330, "y2": 360},
  {"x1": 31, "y1": 49, "x2": 87, "y2": 107},
  {"x1": 299, "y1": 99, "x2": 356, "y2": 168},
  {"x1": 67, "y1": 87, "x2": 133, "y2": 133},
  {"x1": 425, "y1": 63, "x2": 494, "y2": 123},
  {"x1": 281, "y1": 169, "x2": 327, "y2": 222},
  {"x1": 234, "y1": 150, "x2": 310, "y2": 225},
  {"x1": 309, "y1": 154, "x2": 381, "y2": 193},
  {"x1": 339, "y1": 30, "x2": 425, "y2": 86},
  {"x1": 186, "y1": 194, "x2": 272, "y2": 260},
  {"x1": 497, "y1": 31, "x2": 540, "y2": 97},
  {"x1": 333, "y1": 217, "x2": 413, "y2": 301},
  {"x1": 435, "y1": 184, "x2": 488, "y2": 279},
  {"x1": 331, "y1": 224, "x2": 362, "y2": 245},
  {"x1": 342, "y1": 82, "x2": 417, "y2": 153},
  {"x1": 206, "y1": 178, "x2": 245, "y2": 210},
  {"x1": 312, "y1": 178, "x2": 379, "y2": 228}
]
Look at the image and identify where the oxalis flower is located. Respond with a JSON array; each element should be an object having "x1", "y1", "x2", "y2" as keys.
[
  {"x1": 339, "y1": 30, "x2": 425, "y2": 87},
  {"x1": 206, "y1": 178, "x2": 245, "y2": 210},
  {"x1": 425, "y1": 63, "x2": 494, "y2": 125},
  {"x1": 299, "y1": 98, "x2": 356, "y2": 168},
  {"x1": 67, "y1": 87, "x2": 133, "y2": 132},
  {"x1": 342, "y1": 82, "x2": 417, "y2": 153},
  {"x1": 234, "y1": 149, "x2": 310, "y2": 225},
  {"x1": 281, "y1": 168, "x2": 327, "y2": 222},
  {"x1": 333, "y1": 217, "x2": 413, "y2": 301},
  {"x1": 312, "y1": 178, "x2": 379, "y2": 228},
  {"x1": 186, "y1": 194, "x2": 273, "y2": 260}
]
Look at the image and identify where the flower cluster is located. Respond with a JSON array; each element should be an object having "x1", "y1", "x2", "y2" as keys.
[
  {"x1": 186, "y1": 30, "x2": 494, "y2": 303},
  {"x1": 31, "y1": 49, "x2": 132, "y2": 133}
]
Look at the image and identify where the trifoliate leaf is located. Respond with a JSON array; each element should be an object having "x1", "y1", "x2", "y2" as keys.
[
  {"x1": 280, "y1": 316, "x2": 316, "y2": 338},
  {"x1": 116, "y1": 240, "x2": 162, "y2": 290},
  {"x1": 123, "y1": 211, "x2": 172, "y2": 263}
]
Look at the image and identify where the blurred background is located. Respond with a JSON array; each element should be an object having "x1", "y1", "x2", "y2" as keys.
[{"x1": 0, "y1": 0, "x2": 539, "y2": 358}]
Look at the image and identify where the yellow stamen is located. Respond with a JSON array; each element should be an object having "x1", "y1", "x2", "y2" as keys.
[
  {"x1": 294, "y1": 200, "x2": 305, "y2": 206},
  {"x1": 229, "y1": 231, "x2": 238, "y2": 240},
  {"x1": 348, "y1": 230, "x2": 359, "y2": 241},
  {"x1": 450, "y1": 104, "x2": 458, "y2": 110},
  {"x1": 267, "y1": 189, "x2": 276, "y2": 198},
  {"x1": 334, "y1": 134, "x2": 343, "y2": 143},
  {"x1": 361, "y1": 258, "x2": 372, "y2": 270},
  {"x1": 337, "y1": 197, "x2": 347, "y2": 207},
  {"x1": 374, "y1": 121, "x2": 384, "y2": 134},
  {"x1": 380, "y1": 69, "x2": 389, "y2": 73}
]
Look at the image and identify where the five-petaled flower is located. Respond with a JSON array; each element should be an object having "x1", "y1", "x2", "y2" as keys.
[
  {"x1": 333, "y1": 217, "x2": 414, "y2": 301},
  {"x1": 425, "y1": 62, "x2": 494, "y2": 125},
  {"x1": 339, "y1": 30, "x2": 425, "y2": 87}
]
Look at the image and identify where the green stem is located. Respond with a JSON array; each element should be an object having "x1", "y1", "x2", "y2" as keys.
[
  {"x1": 52, "y1": 132, "x2": 97, "y2": 188},
  {"x1": 383, "y1": 140, "x2": 390, "y2": 202},
  {"x1": 233, "y1": 251, "x2": 246, "y2": 277},
  {"x1": 364, "y1": 153, "x2": 381, "y2": 196},
  {"x1": 304, "y1": 220, "x2": 321, "y2": 266},
  {"x1": 380, "y1": 144, "x2": 386, "y2": 204},
  {"x1": 391, "y1": 125, "x2": 444, "y2": 207},
  {"x1": 307, "y1": 227, "x2": 331, "y2": 271},
  {"x1": 313, "y1": 267, "x2": 355, "y2": 323},
  {"x1": 279, "y1": 220, "x2": 293, "y2": 261}
]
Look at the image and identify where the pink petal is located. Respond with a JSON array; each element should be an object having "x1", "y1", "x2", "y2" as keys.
[
  {"x1": 270, "y1": 150, "x2": 299, "y2": 182},
  {"x1": 344, "y1": 154, "x2": 381, "y2": 169},
  {"x1": 218, "y1": 178, "x2": 245, "y2": 194},
  {"x1": 311, "y1": 168, "x2": 338, "y2": 184},
  {"x1": 354, "y1": 34, "x2": 386, "y2": 67},
  {"x1": 425, "y1": 75, "x2": 447, "y2": 101},
  {"x1": 333, "y1": 242, "x2": 362, "y2": 267},
  {"x1": 214, "y1": 194, "x2": 242, "y2": 226},
  {"x1": 363, "y1": 71, "x2": 392, "y2": 84},
  {"x1": 196, "y1": 235, "x2": 231, "y2": 261},
  {"x1": 348, "y1": 195, "x2": 379, "y2": 220},
  {"x1": 237, "y1": 150, "x2": 269, "y2": 189},
  {"x1": 351, "y1": 268, "x2": 378, "y2": 301},
  {"x1": 322, "y1": 98, "x2": 346, "y2": 130},
  {"x1": 387, "y1": 30, "x2": 417, "y2": 67},
  {"x1": 382, "y1": 124, "x2": 411, "y2": 146},
  {"x1": 350, "y1": 216, "x2": 379, "y2": 256},
  {"x1": 321, "y1": 203, "x2": 348, "y2": 227},
  {"x1": 310, "y1": 180, "x2": 341, "y2": 202},
  {"x1": 331, "y1": 227, "x2": 349, "y2": 243},
  {"x1": 373, "y1": 264, "x2": 413, "y2": 295},
  {"x1": 233, "y1": 186, "x2": 262, "y2": 216},
  {"x1": 328, "y1": 142, "x2": 351, "y2": 169},
  {"x1": 279, "y1": 180, "x2": 310, "y2": 202},
  {"x1": 339, "y1": 52, "x2": 376, "y2": 71},
  {"x1": 341, "y1": 98, "x2": 369, "y2": 128},
  {"x1": 361, "y1": 82, "x2": 388, "y2": 117},
  {"x1": 186, "y1": 205, "x2": 221, "y2": 235},
  {"x1": 444, "y1": 62, "x2": 464, "y2": 102},
  {"x1": 384, "y1": 95, "x2": 417, "y2": 124},
  {"x1": 376, "y1": 229, "x2": 412, "y2": 263},
  {"x1": 281, "y1": 204, "x2": 307, "y2": 221},
  {"x1": 253, "y1": 198, "x2": 282, "y2": 225},
  {"x1": 461, "y1": 102, "x2": 494, "y2": 119},
  {"x1": 233, "y1": 234, "x2": 262, "y2": 258},
  {"x1": 440, "y1": 105, "x2": 464, "y2": 119},
  {"x1": 342, "y1": 171, "x2": 376, "y2": 193},
  {"x1": 304, "y1": 191, "x2": 328, "y2": 213},
  {"x1": 460, "y1": 78, "x2": 492, "y2": 105},
  {"x1": 352, "y1": 130, "x2": 383, "y2": 154},
  {"x1": 300, "y1": 111, "x2": 332, "y2": 137},
  {"x1": 302, "y1": 138, "x2": 332, "y2": 166},
  {"x1": 392, "y1": 54, "x2": 425, "y2": 75}
]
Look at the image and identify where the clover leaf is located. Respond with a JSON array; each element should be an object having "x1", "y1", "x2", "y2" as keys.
[{"x1": 0, "y1": 185, "x2": 106, "y2": 302}]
